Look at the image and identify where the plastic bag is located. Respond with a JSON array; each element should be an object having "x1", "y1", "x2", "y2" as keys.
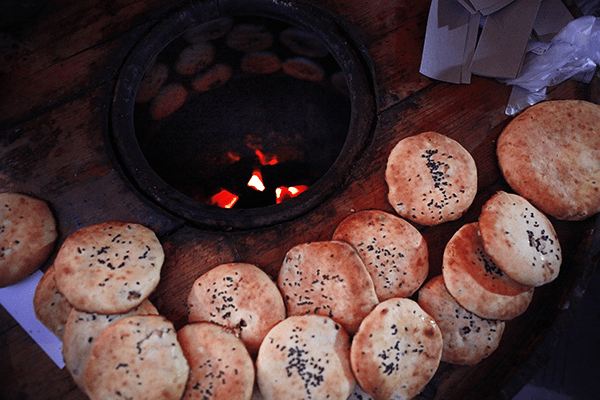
[{"x1": 501, "y1": 16, "x2": 600, "y2": 115}]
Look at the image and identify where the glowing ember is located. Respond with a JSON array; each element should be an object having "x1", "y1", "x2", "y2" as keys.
[
  {"x1": 211, "y1": 189, "x2": 239, "y2": 208},
  {"x1": 275, "y1": 185, "x2": 308, "y2": 204},
  {"x1": 255, "y1": 149, "x2": 278, "y2": 166},
  {"x1": 226, "y1": 151, "x2": 241, "y2": 163},
  {"x1": 248, "y1": 170, "x2": 266, "y2": 191}
]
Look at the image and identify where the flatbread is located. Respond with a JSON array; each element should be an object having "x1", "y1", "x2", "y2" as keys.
[
  {"x1": 33, "y1": 265, "x2": 72, "y2": 340},
  {"x1": 191, "y1": 63, "x2": 233, "y2": 92},
  {"x1": 332, "y1": 209, "x2": 429, "y2": 301},
  {"x1": 386, "y1": 131, "x2": 477, "y2": 225},
  {"x1": 178, "y1": 322, "x2": 255, "y2": 400},
  {"x1": 497, "y1": 100, "x2": 600, "y2": 221},
  {"x1": 136, "y1": 62, "x2": 169, "y2": 103},
  {"x1": 54, "y1": 222, "x2": 164, "y2": 314},
  {"x1": 0, "y1": 192, "x2": 57, "y2": 287},
  {"x1": 183, "y1": 17, "x2": 234, "y2": 43},
  {"x1": 241, "y1": 52, "x2": 281, "y2": 74},
  {"x1": 226, "y1": 24, "x2": 273, "y2": 52},
  {"x1": 150, "y1": 82, "x2": 187, "y2": 120},
  {"x1": 350, "y1": 298, "x2": 443, "y2": 400},
  {"x1": 62, "y1": 300, "x2": 158, "y2": 394},
  {"x1": 277, "y1": 240, "x2": 379, "y2": 335},
  {"x1": 187, "y1": 262, "x2": 286, "y2": 356},
  {"x1": 84, "y1": 315, "x2": 189, "y2": 400},
  {"x1": 173, "y1": 42, "x2": 215, "y2": 76},
  {"x1": 282, "y1": 57, "x2": 325, "y2": 82},
  {"x1": 280, "y1": 27, "x2": 329, "y2": 58},
  {"x1": 442, "y1": 221, "x2": 534, "y2": 320},
  {"x1": 256, "y1": 315, "x2": 355, "y2": 400},
  {"x1": 418, "y1": 275, "x2": 505, "y2": 366},
  {"x1": 479, "y1": 191, "x2": 562, "y2": 287},
  {"x1": 348, "y1": 383, "x2": 376, "y2": 400}
]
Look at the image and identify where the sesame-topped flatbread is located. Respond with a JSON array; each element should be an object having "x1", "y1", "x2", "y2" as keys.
[
  {"x1": 350, "y1": 298, "x2": 443, "y2": 400},
  {"x1": 0, "y1": 192, "x2": 57, "y2": 287},
  {"x1": 442, "y1": 221, "x2": 534, "y2": 320},
  {"x1": 83, "y1": 315, "x2": 189, "y2": 400},
  {"x1": 183, "y1": 17, "x2": 234, "y2": 43},
  {"x1": 279, "y1": 27, "x2": 329, "y2": 58},
  {"x1": 332, "y1": 209, "x2": 429, "y2": 301},
  {"x1": 348, "y1": 383, "x2": 375, "y2": 400},
  {"x1": 62, "y1": 300, "x2": 159, "y2": 394},
  {"x1": 385, "y1": 131, "x2": 477, "y2": 225},
  {"x1": 278, "y1": 241, "x2": 379, "y2": 335},
  {"x1": 226, "y1": 24, "x2": 273, "y2": 52},
  {"x1": 54, "y1": 222, "x2": 164, "y2": 314},
  {"x1": 173, "y1": 42, "x2": 215, "y2": 76},
  {"x1": 418, "y1": 275, "x2": 505, "y2": 366},
  {"x1": 178, "y1": 322, "x2": 255, "y2": 400},
  {"x1": 33, "y1": 265, "x2": 72, "y2": 340},
  {"x1": 497, "y1": 100, "x2": 600, "y2": 221},
  {"x1": 187, "y1": 262, "x2": 286, "y2": 356},
  {"x1": 256, "y1": 315, "x2": 355, "y2": 400},
  {"x1": 478, "y1": 191, "x2": 562, "y2": 287}
]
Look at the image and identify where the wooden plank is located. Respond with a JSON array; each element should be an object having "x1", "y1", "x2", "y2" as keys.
[
  {"x1": 0, "y1": 84, "x2": 183, "y2": 243},
  {"x1": 0, "y1": 0, "x2": 180, "y2": 80},
  {"x1": 0, "y1": 25, "x2": 146, "y2": 125},
  {"x1": 0, "y1": 307, "x2": 86, "y2": 400},
  {"x1": 151, "y1": 227, "x2": 239, "y2": 329},
  {"x1": 0, "y1": 0, "x2": 193, "y2": 125},
  {"x1": 0, "y1": 0, "x2": 597, "y2": 399},
  {"x1": 305, "y1": 0, "x2": 434, "y2": 110}
]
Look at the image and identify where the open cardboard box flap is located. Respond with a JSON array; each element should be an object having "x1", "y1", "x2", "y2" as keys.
[{"x1": 420, "y1": 0, "x2": 574, "y2": 83}]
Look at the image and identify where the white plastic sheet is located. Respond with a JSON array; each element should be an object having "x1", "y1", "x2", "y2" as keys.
[{"x1": 501, "y1": 16, "x2": 600, "y2": 115}]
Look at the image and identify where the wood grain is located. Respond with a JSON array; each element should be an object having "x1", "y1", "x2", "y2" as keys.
[{"x1": 0, "y1": 1, "x2": 598, "y2": 399}]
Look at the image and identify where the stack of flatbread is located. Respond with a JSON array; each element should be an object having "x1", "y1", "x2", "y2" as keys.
[
  {"x1": 28, "y1": 99, "x2": 598, "y2": 399},
  {"x1": 33, "y1": 221, "x2": 190, "y2": 400}
]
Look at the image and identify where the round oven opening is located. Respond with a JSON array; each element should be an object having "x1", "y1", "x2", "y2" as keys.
[
  {"x1": 135, "y1": 15, "x2": 351, "y2": 209},
  {"x1": 110, "y1": 0, "x2": 376, "y2": 230}
]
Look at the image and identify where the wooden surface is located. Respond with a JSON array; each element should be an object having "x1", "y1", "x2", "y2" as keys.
[{"x1": 1, "y1": 0, "x2": 599, "y2": 399}]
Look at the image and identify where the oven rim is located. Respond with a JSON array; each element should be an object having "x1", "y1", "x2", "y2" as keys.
[{"x1": 108, "y1": 0, "x2": 377, "y2": 231}]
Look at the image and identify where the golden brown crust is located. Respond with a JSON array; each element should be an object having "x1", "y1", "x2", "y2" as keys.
[
  {"x1": 497, "y1": 100, "x2": 600, "y2": 221},
  {"x1": 479, "y1": 191, "x2": 562, "y2": 287},
  {"x1": 277, "y1": 241, "x2": 379, "y2": 335},
  {"x1": 256, "y1": 315, "x2": 355, "y2": 400},
  {"x1": 84, "y1": 315, "x2": 189, "y2": 400},
  {"x1": 0, "y1": 192, "x2": 57, "y2": 287},
  {"x1": 54, "y1": 222, "x2": 164, "y2": 314},
  {"x1": 442, "y1": 221, "x2": 534, "y2": 320},
  {"x1": 178, "y1": 322, "x2": 255, "y2": 400},
  {"x1": 62, "y1": 300, "x2": 159, "y2": 394},
  {"x1": 187, "y1": 262, "x2": 286, "y2": 356},
  {"x1": 332, "y1": 209, "x2": 429, "y2": 301},
  {"x1": 386, "y1": 131, "x2": 477, "y2": 226},
  {"x1": 183, "y1": 17, "x2": 233, "y2": 44},
  {"x1": 350, "y1": 298, "x2": 443, "y2": 400},
  {"x1": 33, "y1": 265, "x2": 72, "y2": 340},
  {"x1": 226, "y1": 24, "x2": 273, "y2": 53},
  {"x1": 418, "y1": 276, "x2": 505, "y2": 366}
]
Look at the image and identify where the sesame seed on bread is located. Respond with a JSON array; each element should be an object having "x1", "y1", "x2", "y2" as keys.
[{"x1": 385, "y1": 131, "x2": 477, "y2": 225}]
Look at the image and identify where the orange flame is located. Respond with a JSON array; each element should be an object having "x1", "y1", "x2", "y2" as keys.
[
  {"x1": 247, "y1": 170, "x2": 265, "y2": 191},
  {"x1": 226, "y1": 151, "x2": 241, "y2": 163},
  {"x1": 275, "y1": 185, "x2": 308, "y2": 204},
  {"x1": 255, "y1": 149, "x2": 278, "y2": 166},
  {"x1": 210, "y1": 189, "x2": 239, "y2": 208}
]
